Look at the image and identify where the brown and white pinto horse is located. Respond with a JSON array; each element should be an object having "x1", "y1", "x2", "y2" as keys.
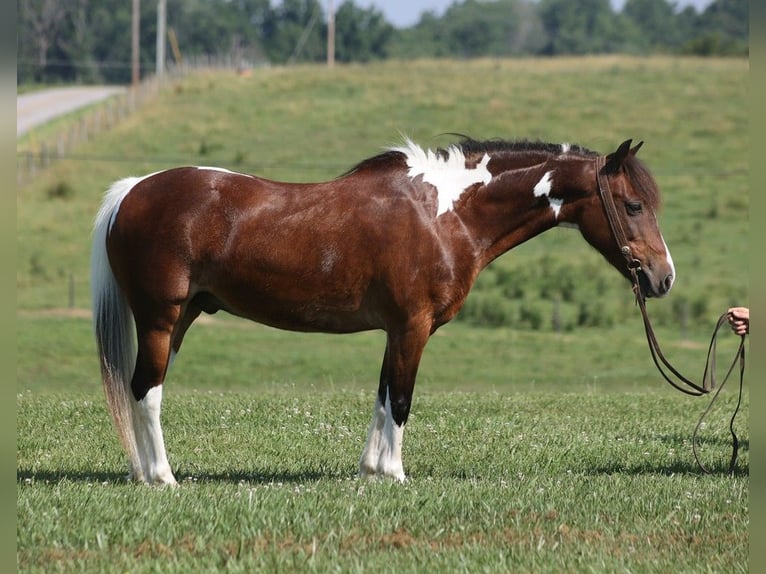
[{"x1": 91, "y1": 137, "x2": 675, "y2": 485}]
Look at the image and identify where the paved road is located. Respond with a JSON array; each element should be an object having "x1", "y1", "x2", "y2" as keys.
[{"x1": 17, "y1": 85, "x2": 126, "y2": 137}]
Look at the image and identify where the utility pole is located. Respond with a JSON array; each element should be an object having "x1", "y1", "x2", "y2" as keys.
[
  {"x1": 327, "y1": 0, "x2": 335, "y2": 68},
  {"x1": 131, "y1": 0, "x2": 140, "y2": 87},
  {"x1": 156, "y1": 0, "x2": 166, "y2": 79}
]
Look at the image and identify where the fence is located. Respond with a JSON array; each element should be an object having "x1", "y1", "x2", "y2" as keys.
[
  {"x1": 16, "y1": 78, "x2": 165, "y2": 187},
  {"x1": 15, "y1": 58, "x2": 247, "y2": 187}
]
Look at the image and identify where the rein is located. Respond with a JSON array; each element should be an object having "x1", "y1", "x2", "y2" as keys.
[{"x1": 594, "y1": 156, "x2": 746, "y2": 475}]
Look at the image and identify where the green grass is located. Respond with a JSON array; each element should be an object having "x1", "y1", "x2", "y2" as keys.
[
  {"x1": 17, "y1": 57, "x2": 750, "y2": 572},
  {"x1": 18, "y1": 389, "x2": 748, "y2": 573},
  {"x1": 17, "y1": 313, "x2": 749, "y2": 571}
]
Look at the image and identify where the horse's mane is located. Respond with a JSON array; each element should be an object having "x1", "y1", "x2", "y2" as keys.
[
  {"x1": 345, "y1": 137, "x2": 596, "y2": 175},
  {"x1": 344, "y1": 136, "x2": 659, "y2": 209},
  {"x1": 450, "y1": 136, "x2": 597, "y2": 159}
]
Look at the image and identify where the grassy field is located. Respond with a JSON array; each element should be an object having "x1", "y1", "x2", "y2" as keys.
[
  {"x1": 17, "y1": 57, "x2": 749, "y2": 572},
  {"x1": 18, "y1": 388, "x2": 748, "y2": 572}
]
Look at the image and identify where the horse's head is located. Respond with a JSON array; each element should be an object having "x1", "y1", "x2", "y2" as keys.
[{"x1": 577, "y1": 140, "x2": 675, "y2": 298}]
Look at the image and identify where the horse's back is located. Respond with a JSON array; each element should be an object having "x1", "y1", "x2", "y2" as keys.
[{"x1": 104, "y1": 165, "x2": 439, "y2": 332}]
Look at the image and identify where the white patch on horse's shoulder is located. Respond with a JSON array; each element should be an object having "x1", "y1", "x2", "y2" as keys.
[
  {"x1": 195, "y1": 166, "x2": 253, "y2": 178},
  {"x1": 391, "y1": 138, "x2": 492, "y2": 216},
  {"x1": 533, "y1": 171, "x2": 553, "y2": 197}
]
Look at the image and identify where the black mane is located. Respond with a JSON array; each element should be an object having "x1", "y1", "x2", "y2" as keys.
[
  {"x1": 344, "y1": 137, "x2": 598, "y2": 177},
  {"x1": 344, "y1": 139, "x2": 657, "y2": 211},
  {"x1": 450, "y1": 137, "x2": 597, "y2": 159}
]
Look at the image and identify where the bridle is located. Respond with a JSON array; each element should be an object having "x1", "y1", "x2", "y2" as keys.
[{"x1": 595, "y1": 155, "x2": 746, "y2": 475}]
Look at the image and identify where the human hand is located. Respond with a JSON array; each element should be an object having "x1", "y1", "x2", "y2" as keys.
[{"x1": 727, "y1": 307, "x2": 749, "y2": 336}]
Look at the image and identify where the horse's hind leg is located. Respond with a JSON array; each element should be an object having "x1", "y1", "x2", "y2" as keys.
[{"x1": 129, "y1": 304, "x2": 184, "y2": 485}]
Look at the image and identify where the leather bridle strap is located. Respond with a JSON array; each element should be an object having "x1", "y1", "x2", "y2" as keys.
[
  {"x1": 595, "y1": 155, "x2": 746, "y2": 474},
  {"x1": 595, "y1": 156, "x2": 637, "y2": 269},
  {"x1": 596, "y1": 155, "x2": 709, "y2": 395}
]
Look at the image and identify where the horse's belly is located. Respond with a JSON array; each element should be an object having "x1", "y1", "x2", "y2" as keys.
[{"x1": 205, "y1": 277, "x2": 383, "y2": 334}]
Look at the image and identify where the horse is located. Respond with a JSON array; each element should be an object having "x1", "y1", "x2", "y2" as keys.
[{"x1": 91, "y1": 137, "x2": 675, "y2": 485}]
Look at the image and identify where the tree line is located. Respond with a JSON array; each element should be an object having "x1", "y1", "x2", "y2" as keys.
[{"x1": 18, "y1": 0, "x2": 748, "y2": 85}]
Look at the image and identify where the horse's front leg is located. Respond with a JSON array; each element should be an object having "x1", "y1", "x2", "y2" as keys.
[{"x1": 359, "y1": 323, "x2": 430, "y2": 482}]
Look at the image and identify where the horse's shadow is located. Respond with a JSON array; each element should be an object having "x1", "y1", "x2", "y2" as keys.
[
  {"x1": 17, "y1": 433, "x2": 749, "y2": 484},
  {"x1": 16, "y1": 467, "x2": 343, "y2": 486},
  {"x1": 586, "y1": 460, "x2": 749, "y2": 478},
  {"x1": 585, "y1": 433, "x2": 749, "y2": 478}
]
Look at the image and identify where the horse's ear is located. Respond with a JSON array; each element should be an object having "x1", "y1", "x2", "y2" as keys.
[
  {"x1": 630, "y1": 140, "x2": 644, "y2": 156},
  {"x1": 604, "y1": 139, "x2": 633, "y2": 172}
]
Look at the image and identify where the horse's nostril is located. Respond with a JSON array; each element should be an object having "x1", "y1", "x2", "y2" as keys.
[{"x1": 663, "y1": 274, "x2": 674, "y2": 293}]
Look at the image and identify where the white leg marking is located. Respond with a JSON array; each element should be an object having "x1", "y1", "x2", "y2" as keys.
[
  {"x1": 128, "y1": 400, "x2": 148, "y2": 483},
  {"x1": 133, "y1": 386, "x2": 177, "y2": 485},
  {"x1": 359, "y1": 393, "x2": 406, "y2": 481},
  {"x1": 377, "y1": 394, "x2": 406, "y2": 481},
  {"x1": 359, "y1": 398, "x2": 386, "y2": 477}
]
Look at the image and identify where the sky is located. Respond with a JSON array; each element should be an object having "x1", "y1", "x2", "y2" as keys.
[{"x1": 345, "y1": 0, "x2": 715, "y2": 28}]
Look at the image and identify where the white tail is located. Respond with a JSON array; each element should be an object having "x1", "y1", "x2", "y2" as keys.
[{"x1": 90, "y1": 177, "x2": 144, "y2": 478}]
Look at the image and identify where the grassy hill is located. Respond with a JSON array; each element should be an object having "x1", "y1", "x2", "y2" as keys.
[{"x1": 17, "y1": 57, "x2": 748, "y2": 327}]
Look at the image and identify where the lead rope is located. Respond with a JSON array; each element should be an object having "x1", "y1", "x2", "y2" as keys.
[
  {"x1": 691, "y1": 316, "x2": 745, "y2": 475},
  {"x1": 638, "y1": 277, "x2": 746, "y2": 475},
  {"x1": 596, "y1": 156, "x2": 746, "y2": 474}
]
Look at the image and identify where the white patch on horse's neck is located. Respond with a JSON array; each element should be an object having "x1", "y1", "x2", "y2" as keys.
[
  {"x1": 560, "y1": 142, "x2": 571, "y2": 154},
  {"x1": 391, "y1": 139, "x2": 492, "y2": 216},
  {"x1": 549, "y1": 197, "x2": 563, "y2": 218},
  {"x1": 533, "y1": 171, "x2": 553, "y2": 198},
  {"x1": 532, "y1": 170, "x2": 565, "y2": 221}
]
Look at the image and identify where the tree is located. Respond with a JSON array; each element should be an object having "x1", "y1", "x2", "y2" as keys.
[
  {"x1": 170, "y1": 0, "x2": 269, "y2": 65},
  {"x1": 334, "y1": 2, "x2": 393, "y2": 62},
  {"x1": 623, "y1": 0, "x2": 681, "y2": 51},
  {"x1": 261, "y1": 0, "x2": 326, "y2": 64},
  {"x1": 389, "y1": 0, "x2": 546, "y2": 59},
  {"x1": 16, "y1": 0, "x2": 750, "y2": 86},
  {"x1": 538, "y1": 0, "x2": 639, "y2": 55},
  {"x1": 57, "y1": 0, "x2": 100, "y2": 83},
  {"x1": 18, "y1": 0, "x2": 68, "y2": 82},
  {"x1": 688, "y1": 0, "x2": 748, "y2": 55}
]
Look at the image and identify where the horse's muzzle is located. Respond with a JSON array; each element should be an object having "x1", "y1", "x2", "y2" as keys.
[{"x1": 638, "y1": 268, "x2": 674, "y2": 298}]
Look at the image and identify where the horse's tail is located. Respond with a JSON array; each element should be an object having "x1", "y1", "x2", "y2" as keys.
[{"x1": 90, "y1": 177, "x2": 143, "y2": 475}]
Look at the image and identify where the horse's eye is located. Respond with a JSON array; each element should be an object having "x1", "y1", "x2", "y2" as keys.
[{"x1": 625, "y1": 201, "x2": 643, "y2": 215}]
